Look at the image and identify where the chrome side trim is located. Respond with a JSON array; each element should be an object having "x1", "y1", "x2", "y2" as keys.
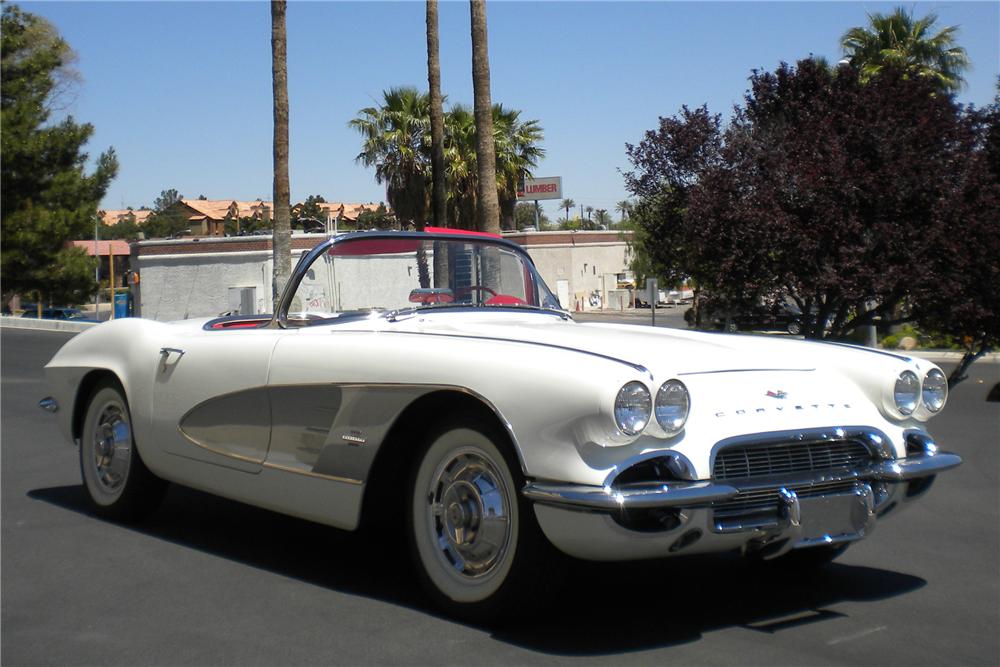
[
  {"x1": 38, "y1": 397, "x2": 59, "y2": 413},
  {"x1": 522, "y1": 480, "x2": 739, "y2": 510},
  {"x1": 177, "y1": 432, "x2": 266, "y2": 465},
  {"x1": 261, "y1": 461, "x2": 363, "y2": 486},
  {"x1": 865, "y1": 453, "x2": 962, "y2": 481}
]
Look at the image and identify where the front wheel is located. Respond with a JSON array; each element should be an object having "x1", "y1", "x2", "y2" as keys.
[
  {"x1": 786, "y1": 321, "x2": 802, "y2": 335},
  {"x1": 80, "y1": 380, "x2": 167, "y2": 521},
  {"x1": 407, "y1": 420, "x2": 556, "y2": 620}
]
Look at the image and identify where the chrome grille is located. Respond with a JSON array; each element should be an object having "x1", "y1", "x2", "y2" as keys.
[{"x1": 713, "y1": 439, "x2": 872, "y2": 480}]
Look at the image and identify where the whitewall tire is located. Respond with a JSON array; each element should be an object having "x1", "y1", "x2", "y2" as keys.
[
  {"x1": 80, "y1": 381, "x2": 166, "y2": 521},
  {"x1": 407, "y1": 420, "x2": 557, "y2": 619}
]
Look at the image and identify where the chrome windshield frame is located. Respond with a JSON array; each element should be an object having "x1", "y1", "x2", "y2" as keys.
[{"x1": 271, "y1": 231, "x2": 564, "y2": 328}]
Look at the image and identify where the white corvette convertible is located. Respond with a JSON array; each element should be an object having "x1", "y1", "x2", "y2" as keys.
[{"x1": 41, "y1": 229, "x2": 960, "y2": 618}]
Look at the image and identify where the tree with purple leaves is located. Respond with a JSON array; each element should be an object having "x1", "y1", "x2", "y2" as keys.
[
  {"x1": 912, "y1": 84, "x2": 1000, "y2": 387},
  {"x1": 625, "y1": 60, "x2": 997, "y2": 385}
]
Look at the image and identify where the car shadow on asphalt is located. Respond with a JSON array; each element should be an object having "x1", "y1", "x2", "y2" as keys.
[{"x1": 29, "y1": 483, "x2": 926, "y2": 656}]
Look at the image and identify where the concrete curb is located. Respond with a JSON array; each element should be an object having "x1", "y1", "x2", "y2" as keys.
[
  {"x1": 0, "y1": 316, "x2": 98, "y2": 333},
  {"x1": 903, "y1": 349, "x2": 999, "y2": 363}
]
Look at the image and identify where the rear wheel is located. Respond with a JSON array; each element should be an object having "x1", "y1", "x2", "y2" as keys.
[
  {"x1": 80, "y1": 380, "x2": 166, "y2": 521},
  {"x1": 407, "y1": 419, "x2": 557, "y2": 621},
  {"x1": 786, "y1": 321, "x2": 802, "y2": 335}
]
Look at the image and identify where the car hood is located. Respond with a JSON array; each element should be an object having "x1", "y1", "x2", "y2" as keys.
[{"x1": 390, "y1": 313, "x2": 820, "y2": 375}]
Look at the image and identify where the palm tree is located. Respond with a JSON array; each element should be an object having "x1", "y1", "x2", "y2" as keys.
[
  {"x1": 841, "y1": 6, "x2": 970, "y2": 93},
  {"x1": 349, "y1": 87, "x2": 431, "y2": 227},
  {"x1": 443, "y1": 105, "x2": 479, "y2": 230},
  {"x1": 615, "y1": 199, "x2": 631, "y2": 223},
  {"x1": 493, "y1": 105, "x2": 544, "y2": 230},
  {"x1": 560, "y1": 198, "x2": 575, "y2": 223},
  {"x1": 426, "y1": 0, "x2": 447, "y2": 230},
  {"x1": 585, "y1": 206, "x2": 593, "y2": 220},
  {"x1": 594, "y1": 208, "x2": 611, "y2": 228},
  {"x1": 270, "y1": 0, "x2": 291, "y2": 307},
  {"x1": 469, "y1": 0, "x2": 500, "y2": 234}
]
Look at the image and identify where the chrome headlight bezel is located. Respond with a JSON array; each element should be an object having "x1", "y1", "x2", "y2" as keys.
[
  {"x1": 893, "y1": 370, "x2": 920, "y2": 416},
  {"x1": 654, "y1": 379, "x2": 690, "y2": 436},
  {"x1": 922, "y1": 368, "x2": 947, "y2": 413},
  {"x1": 614, "y1": 381, "x2": 652, "y2": 436}
]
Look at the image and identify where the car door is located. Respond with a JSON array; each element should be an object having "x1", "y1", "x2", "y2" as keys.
[{"x1": 151, "y1": 326, "x2": 283, "y2": 473}]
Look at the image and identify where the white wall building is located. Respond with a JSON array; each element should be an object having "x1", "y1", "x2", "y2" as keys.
[
  {"x1": 502, "y1": 230, "x2": 635, "y2": 311},
  {"x1": 132, "y1": 230, "x2": 635, "y2": 321}
]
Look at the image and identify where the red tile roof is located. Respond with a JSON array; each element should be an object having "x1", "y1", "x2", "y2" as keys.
[{"x1": 71, "y1": 240, "x2": 131, "y2": 256}]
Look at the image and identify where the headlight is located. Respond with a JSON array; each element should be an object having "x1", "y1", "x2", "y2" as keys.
[
  {"x1": 655, "y1": 379, "x2": 690, "y2": 435},
  {"x1": 922, "y1": 368, "x2": 947, "y2": 413},
  {"x1": 894, "y1": 371, "x2": 920, "y2": 416},
  {"x1": 614, "y1": 381, "x2": 651, "y2": 435}
]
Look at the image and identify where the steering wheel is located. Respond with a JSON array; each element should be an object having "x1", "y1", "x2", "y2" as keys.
[{"x1": 456, "y1": 285, "x2": 497, "y2": 300}]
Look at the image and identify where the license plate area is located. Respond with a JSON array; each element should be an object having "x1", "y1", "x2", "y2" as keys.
[{"x1": 798, "y1": 491, "x2": 868, "y2": 542}]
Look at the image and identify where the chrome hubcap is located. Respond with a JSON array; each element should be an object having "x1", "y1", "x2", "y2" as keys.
[
  {"x1": 91, "y1": 405, "x2": 131, "y2": 494},
  {"x1": 427, "y1": 450, "x2": 511, "y2": 578}
]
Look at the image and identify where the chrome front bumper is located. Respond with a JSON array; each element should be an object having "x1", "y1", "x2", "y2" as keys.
[
  {"x1": 522, "y1": 451, "x2": 961, "y2": 511},
  {"x1": 524, "y1": 448, "x2": 961, "y2": 562}
]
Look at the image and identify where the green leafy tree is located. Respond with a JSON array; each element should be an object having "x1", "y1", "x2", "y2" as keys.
[
  {"x1": 297, "y1": 194, "x2": 326, "y2": 225},
  {"x1": 1, "y1": 4, "x2": 117, "y2": 308},
  {"x1": 98, "y1": 210, "x2": 142, "y2": 241},
  {"x1": 356, "y1": 204, "x2": 397, "y2": 230},
  {"x1": 841, "y1": 6, "x2": 970, "y2": 94},
  {"x1": 560, "y1": 198, "x2": 575, "y2": 223},
  {"x1": 494, "y1": 105, "x2": 545, "y2": 230},
  {"x1": 144, "y1": 188, "x2": 190, "y2": 239},
  {"x1": 443, "y1": 104, "x2": 478, "y2": 229},
  {"x1": 350, "y1": 86, "x2": 431, "y2": 227},
  {"x1": 615, "y1": 200, "x2": 632, "y2": 223},
  {"x1": 153, "y1": 189, "x2": 182, "y2": 210},
  {"x1": 514, "y1": 202, "x2": 548, "y2": 230}
]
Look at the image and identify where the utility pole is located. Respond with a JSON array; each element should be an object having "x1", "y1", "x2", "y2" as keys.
[{"x1": 94, "y1": 216, "x2": 100, "y2": 317}]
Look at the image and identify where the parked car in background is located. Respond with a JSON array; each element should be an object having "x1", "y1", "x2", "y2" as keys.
[
  {"x1": 712, "y1": 301, "x2": 809, "y2": 335},
  {"x1": 41, "y1": 229, "x2": 959, "y2": 620},
  {"x1": 21, "y1": 307, "x2": 95, "y2": 322}
]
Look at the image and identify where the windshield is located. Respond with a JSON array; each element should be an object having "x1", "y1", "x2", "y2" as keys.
[{"x1": 284, "y1": 234, "x2": 562, "y2": 325}]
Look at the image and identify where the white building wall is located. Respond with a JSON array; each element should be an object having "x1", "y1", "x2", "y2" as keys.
[
  {"x1": 523, "y1": 241, "x2": 632, "y2": 311},
  {"x1": 136, "y1": 250, "x2": 309, "y2": 322},
  {"x1": 134, "y1": 233, "x2": 635, "y2": 321}
]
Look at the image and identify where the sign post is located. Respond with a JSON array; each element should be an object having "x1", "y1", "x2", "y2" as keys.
[
  {"x1": 517, "y1": 177, "x2": 562, "y2": 231},
  {"x1": 647, "y1": 278, "x2": 658, "y2": 327}
]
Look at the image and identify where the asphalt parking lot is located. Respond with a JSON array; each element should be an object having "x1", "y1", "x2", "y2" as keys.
[{"x1": 2, "y1": 326, "x2": 998, "y2": 665}]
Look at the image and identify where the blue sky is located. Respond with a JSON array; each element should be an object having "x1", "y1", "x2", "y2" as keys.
[{"x1": 23, "y1": 1, "x2": 1000, "y2": 220}]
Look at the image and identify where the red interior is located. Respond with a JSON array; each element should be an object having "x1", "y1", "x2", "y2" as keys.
[{"x1": 208, "y1": 317, "x2": 270, "y2": 330}]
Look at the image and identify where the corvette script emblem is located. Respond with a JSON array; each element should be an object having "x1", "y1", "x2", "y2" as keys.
[{"x1": 766, "y1": 390, "x2": 788, "y2": 399}]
